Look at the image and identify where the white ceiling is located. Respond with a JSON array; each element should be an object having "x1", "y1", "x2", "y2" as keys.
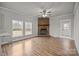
[{"x1": 0, "y1": 2, "x2": 75, "y2": 17}]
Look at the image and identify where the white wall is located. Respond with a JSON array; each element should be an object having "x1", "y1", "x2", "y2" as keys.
[
  {"x1": 0, "y1": 13, "x2": 3, "y2": 33},
  {"x1": 50, "y1": 16, "x2": 60, "y2": 37},
  {"x1": 74, "y1": 2, "x2": 79, "y2": 53},
  {"x1": 0, "y1": 40, "x2": 2, "y2": 56},
  {"x1": 50, "y1": 13, "x2": 73, "y2": 39},
  {"x1": 32, "y1": 17, "x2": 38, "y2": 36},
  {"x1": 0, "y1": 7, "x2": 38, "y2": 44}
]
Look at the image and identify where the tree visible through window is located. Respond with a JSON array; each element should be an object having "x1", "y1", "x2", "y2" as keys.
[
  {"x1": 12, "y1": 20, "x2": 23, "y2": 37},
  {"x1": 25, "y1": 22, "x2": 32, "y2": 35}
]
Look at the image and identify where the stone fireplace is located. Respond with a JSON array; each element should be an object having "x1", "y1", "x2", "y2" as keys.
[{"x1": 38, "y1": 17, "x2": 49, "y2": 36}]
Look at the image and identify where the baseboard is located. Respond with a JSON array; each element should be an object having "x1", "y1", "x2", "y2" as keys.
[
  {"x1": 12, "y1": 36, "x2": 37, "y2": 42},
  {"x1": 1, "y1": 35, "x2": 37, "y2": 45},
  {"x1": 38, "y1": 35, "x2": 50, "y2": 37},
  {"x1": 50, "y1": 35, "x2": 73, "y2": 40}
]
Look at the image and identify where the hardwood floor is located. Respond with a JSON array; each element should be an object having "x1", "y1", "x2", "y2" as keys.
[{"x1": 1, "y1": 37, "x2": 79, "y2": 56}]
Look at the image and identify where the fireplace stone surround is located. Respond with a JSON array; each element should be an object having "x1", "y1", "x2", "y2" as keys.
[{"x1": 38, "y1": 17, "x2": 49, "y2": 36}]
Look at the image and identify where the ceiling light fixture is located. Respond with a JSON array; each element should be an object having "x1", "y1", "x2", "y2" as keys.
[
  {"x1": 42, "y1": 14, "x2": 47, "y2": 17},
  {"x1": 42, "y1": 9, "x2": 47, "y2": 17},
  {"x1": 40, "y1": 9, "x2": 52, "y2": 17}
]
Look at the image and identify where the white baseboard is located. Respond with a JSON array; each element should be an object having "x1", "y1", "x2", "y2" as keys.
[
  {"x1": 1, "y1": 35, "x2": 37, "y2": 45},
  {"x1": 50, "y1": 35, "x2": 72, "y2": 39}
]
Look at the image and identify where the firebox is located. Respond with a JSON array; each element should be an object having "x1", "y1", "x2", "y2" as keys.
[
  {"x1": 38, "y1": 17, "x2": 49, "y2": 36},
  {"x1": 39, "y1": 29, "x2": 48, "y2": 35}
]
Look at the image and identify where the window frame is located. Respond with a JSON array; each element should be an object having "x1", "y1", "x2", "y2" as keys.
[
  {"x1": 25, "y1": 21, "x2": 32, "y2": 35},
  {"x1": 12, "y1": 20, "x2": 23, "y2": 37}
]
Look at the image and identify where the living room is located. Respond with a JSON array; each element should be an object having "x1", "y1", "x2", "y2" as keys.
[{"x1": 0, "y1": 2, "x2": 79, "y2": 56}]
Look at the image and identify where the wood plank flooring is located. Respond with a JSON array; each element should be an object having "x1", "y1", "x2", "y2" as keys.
[{"x1": 1, "y1": 37, "x2": 79, "y2": 56}]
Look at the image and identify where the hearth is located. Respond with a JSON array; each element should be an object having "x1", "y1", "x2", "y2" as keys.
[{"x1": 39, "y1": 29, "x2": 48, "y2": 35}]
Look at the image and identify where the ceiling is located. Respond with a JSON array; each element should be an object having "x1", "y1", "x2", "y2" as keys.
[{"x1": 0, "y1": 2, "x2": 75, "y2": 17}]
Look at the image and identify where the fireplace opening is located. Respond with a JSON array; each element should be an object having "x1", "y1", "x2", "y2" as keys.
[{"x1": 39, "y1": 29, "x2": 48, "y2": 35}]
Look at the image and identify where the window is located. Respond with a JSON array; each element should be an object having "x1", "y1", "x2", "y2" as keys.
[
  {"x1": 64, "y1": 23, "x2": 71, "y2": 30},
  {"x1": 12, "y1": 20, "x2": 23, "y2": 37},
  {"x1": 25, "y1": 22, "x2": 32, "y2": 35},
  {"x1": 60, "y1": 20, "x2": 71, "y2": 38}
]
